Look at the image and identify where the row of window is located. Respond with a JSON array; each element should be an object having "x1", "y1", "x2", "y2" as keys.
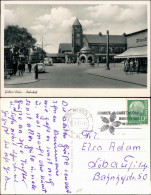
[{"x1": 90, "y1": 46, "x2": 125, "y2": 54}]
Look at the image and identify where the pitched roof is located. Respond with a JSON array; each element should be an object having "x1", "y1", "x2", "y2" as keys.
[
  {"x1": 73, "y1": 18, "x2": 81, "y2": 26},
  {"x1": 59, "y1": 43, "x2": 72, "y2": 51},
  {"x1": 84, "y1": 34, "x2": 127, "y2": 44},
  {"x1": 126, "y1": 29, "x2": 147, "y2": 37},
  {"x1": 81, "y1": 46, "x2": 91, "y2": 51}
]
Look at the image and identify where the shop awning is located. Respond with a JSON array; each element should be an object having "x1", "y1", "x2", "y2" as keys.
[{"x1": 114, "y1": 46, "x2": 147, "y2": 59}]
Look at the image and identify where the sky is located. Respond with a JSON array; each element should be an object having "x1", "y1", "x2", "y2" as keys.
[{"x1": 4, "y1": 3, "x2": 148, "y2": 53}]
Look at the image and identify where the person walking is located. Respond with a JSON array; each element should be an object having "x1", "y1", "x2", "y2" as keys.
[
  {"x1": 129, "y1": 59, "x2": 133, "y2": 74},
  {"x1": 34, "y1": 63, "x2": 38, "y2": 79},
  {"x1": 22, "y1": 61, "x2": 25, "y2": 72},
  {"x1": 97, "y1": 59, "x2": 99, "y2": 67},
  {"x1": 28, "y1": 62, "x2": 32, "y2": 73},
  {"x1": 18, "y1": 61, "x2": 23, "y2": 76},
  {"x1": 125, "y1": 59, "x2": 130, "y2": 75},
  {"x1": 132, "y1": 59, "x2": 135, "y2": 72},
  {"x1": 135, "y1": 59, "x2": 140, "y2": 74},
  {"x1": 13, "y1": 60, "x2": 18, "y2": 75},
  {"x1": 77, "y1": 59, "x2": 80, "y2": 66},
  {"x1": 124, "y1": 60, "x2": 127, "y2": 70}
]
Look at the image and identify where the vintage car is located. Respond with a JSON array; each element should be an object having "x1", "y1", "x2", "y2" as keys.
[
  {"x1": 44, "y1": 57, "x2": 53, "y2": 66},
  {"x1": 34, "y1": 63, "x2": 46, "y2": 73}
]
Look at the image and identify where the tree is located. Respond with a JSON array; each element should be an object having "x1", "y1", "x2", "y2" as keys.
[
  {"x1": 4, "y1": 25, "x2": 37, "y2": 56},
  {"x1": 36, "y1": 46, "x2": 46, "y2": 61}
]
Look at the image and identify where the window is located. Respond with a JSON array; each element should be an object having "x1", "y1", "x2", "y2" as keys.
[{"x1": 91, "y1": 45, "x2": 99, "y2": 53}]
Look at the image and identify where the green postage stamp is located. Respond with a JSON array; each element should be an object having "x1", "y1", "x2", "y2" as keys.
[{"x1": 127, "y1": 100, "x2": 148, "y2": 124}]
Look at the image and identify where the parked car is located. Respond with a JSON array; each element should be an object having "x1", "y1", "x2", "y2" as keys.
[
  {"x1": 44, "y1": 57, "x2": 53, "y2": 66},
  {"x1": 34, "y1": 63, "x2": 45, "y2": 73}
]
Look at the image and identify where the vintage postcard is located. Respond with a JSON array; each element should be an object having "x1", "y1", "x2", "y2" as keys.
[
  {"x1": 1, "y1": 98, "x2": 150, "y2": 194},
  {"x1": 0, "y1": 0, "x2": 150, "y2": 97}
]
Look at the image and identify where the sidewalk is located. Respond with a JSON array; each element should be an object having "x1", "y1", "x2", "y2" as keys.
[
  {"x1": 5, "y1": 70, "x2": 39, "y2": 85},
  {"x1": 85, "y1": 64, "x2": 147, "y2": 86}
]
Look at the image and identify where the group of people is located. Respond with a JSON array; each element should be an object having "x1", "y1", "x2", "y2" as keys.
[
  {"x1": 12, "y1": 60, "x2": 32, "y2": 76},
  {"x1": 124, "y1": 58, "x2": 140, "y2": 74},
  {"x1": 12, "y1": 60, "x2": 39, "y2": 80},
  {"x1": 18, "y1": 61, "x2": 26, "y2": 76},
  {"x1": 67, "y1": 59, "x2": 76, "y2": 64},
  {"x1": 12, "y1": 60, "x2": 25, "y2": 76}
]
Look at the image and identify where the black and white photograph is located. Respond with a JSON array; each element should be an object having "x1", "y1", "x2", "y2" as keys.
[{"x1": 1, "y1": 1, "x2": 150, "y2": 97}]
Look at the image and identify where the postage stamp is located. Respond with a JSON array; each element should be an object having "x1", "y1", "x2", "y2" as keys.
[{"x1": 127, "y1": 100, "x2": 148, "y2": 124}]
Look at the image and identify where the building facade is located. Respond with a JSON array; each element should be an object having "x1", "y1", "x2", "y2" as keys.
[
  {"x1": 72, "y1": 18, "x2": 127, "y2": 63},
  {"x1": 58, "y1": 43, "x2": 72, "y2": 54},
  {"x1": 57, "y1": 18, "x2": 127, "y2": 63},
  {"x1": 115, "y1": 29, "x2": 147, "y2": 72},
  {"x1": 72, "y1": 18, "x2": 83, "y2": 54}
]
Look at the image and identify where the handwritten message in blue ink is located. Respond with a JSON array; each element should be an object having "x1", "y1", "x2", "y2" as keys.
[
  {"x1": 1, "y1": 98, "x2": 150, "y2": 194},
  {"x1": 1, "y1": 99, "x2": 71, "y2": 194}
]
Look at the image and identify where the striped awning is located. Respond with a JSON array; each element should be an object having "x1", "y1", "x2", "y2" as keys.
[{"x1": 114, "y1": 46, "x2": 147, "y2": 58}]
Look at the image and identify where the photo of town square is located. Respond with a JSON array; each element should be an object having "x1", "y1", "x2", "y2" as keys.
[{"x1": 3, "y1": 2, "x2": 148, "y2": 88}]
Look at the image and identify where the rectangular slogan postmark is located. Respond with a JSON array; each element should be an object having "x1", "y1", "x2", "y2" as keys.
[{"x1": 127, "y1": 100, "x2": 148, "y2": 124}]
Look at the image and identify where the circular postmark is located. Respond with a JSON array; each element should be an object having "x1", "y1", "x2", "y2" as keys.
[{"x1": 65, "y1": 107, "x2": 93, "y2": 139}]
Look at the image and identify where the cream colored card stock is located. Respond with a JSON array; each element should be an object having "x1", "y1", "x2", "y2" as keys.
[{"x1": 1, "y1": 98, "x2": 150, "y2": 194}]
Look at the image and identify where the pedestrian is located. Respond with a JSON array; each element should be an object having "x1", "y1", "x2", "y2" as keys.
[
  {"x1": 97, "y1": 59, "x2": 99, "y2": 67},
  {"x1": 28, "y1": 62, "x2": 32, "y2": 73},
  {"x1": 34, "y1": 64, "x2": 38, "y2": 79},
  {"x1": 132, "y1": 59, "x2": 135, "y2": 71},
  {"x1": 22, "y1": 61, "x2": 25, "y2": 72},
  {"x1": 124, "y1": 60, "x2": 127, "y2": 70},
  {"x1": 18, "y1": 61, "x2": 23, "y2": 76},
  {"x1": 125, "y1": 59, "x2": 130, "y2": 75},
  {"x1": 129, "y1": 59, "x2": 133, "y2": 74},
  {"x1": 135, "y1": 59, "x2": 140, "y2": 74},
  {"x1": 13, "y1": 60, "x2": 18, "y2": 75},
  {"x1": 92, "y1": 60, "x2": 95, "y2": 67}
]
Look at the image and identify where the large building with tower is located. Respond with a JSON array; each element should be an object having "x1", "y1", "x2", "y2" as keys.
[{"x1": 57, "y1": 18, "x2": 127, "y2": 63}]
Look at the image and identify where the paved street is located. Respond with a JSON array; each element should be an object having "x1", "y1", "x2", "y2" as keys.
[{"x1": 5, "y1": 63, "x2": 146, "y2": 88}]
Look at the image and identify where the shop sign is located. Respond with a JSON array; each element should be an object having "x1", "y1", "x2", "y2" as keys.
[{"x1": 127, "y1": 31, "x2": 147, "y2": 48}]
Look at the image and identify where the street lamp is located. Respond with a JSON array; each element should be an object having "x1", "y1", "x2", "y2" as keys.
[
  {"x1": 40, "y1": 36, "x2": 53, "y2": 61},
  {"x1": 41, "y1": 44, "x2": 53, "y2": 62},
  {"x1": 106, "y1": 30, "x2": 110, "y2": 70},
  {"x1": 40, "y1": 36, "x2": 53, "y2": 62}
]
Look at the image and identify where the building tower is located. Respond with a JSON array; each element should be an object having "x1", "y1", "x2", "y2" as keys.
[{"x1": 72, "y1": 18, "x2": 83, "y2": 54}]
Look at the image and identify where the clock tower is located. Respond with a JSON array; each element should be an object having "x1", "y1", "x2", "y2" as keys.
[{"x1": 72, "y1": 18, "x2": 83, "y2": 54}]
